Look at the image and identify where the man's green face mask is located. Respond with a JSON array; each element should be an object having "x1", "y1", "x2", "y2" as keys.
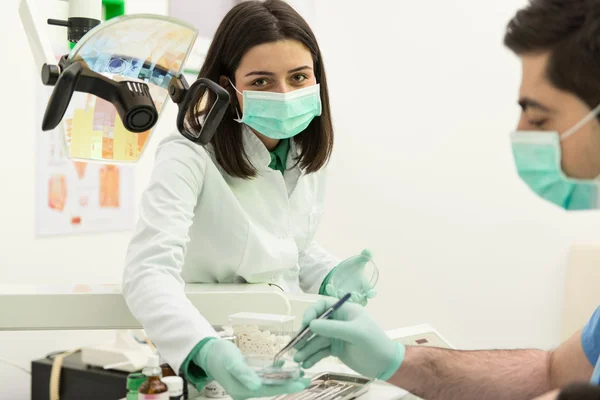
[{"x1": 511, "y1": 103, "x2": 600, "y2": 210}]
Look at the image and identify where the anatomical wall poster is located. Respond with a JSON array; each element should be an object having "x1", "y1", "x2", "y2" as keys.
[{"x1": 35, "y1": 79, "x2": 135, "y2": 237}]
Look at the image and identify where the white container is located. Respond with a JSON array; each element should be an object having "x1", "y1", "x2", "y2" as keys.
[
  {"x1": 162, "y1": 376, "x2": 184, "y2": 399},
  {"x1": 228, "y1": 312, "x2": 296, "y2": 357}
]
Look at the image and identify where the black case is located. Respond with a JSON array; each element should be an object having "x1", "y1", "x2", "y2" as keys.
[{"x1": 31, "y1": 352, "x2": 128, "y2": 400}]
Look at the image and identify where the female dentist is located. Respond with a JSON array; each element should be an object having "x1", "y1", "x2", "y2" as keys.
[{"x1": 122, "y1": 1, "x2": 373, "y2": 398}]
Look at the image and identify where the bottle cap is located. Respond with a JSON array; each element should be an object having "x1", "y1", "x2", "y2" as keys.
[
  {"x1": 126, "y1": 373, "x2": 146, "y2": 391},
  {"x1": 162, "y1": 376, "x2": 184, "y2": 395}
]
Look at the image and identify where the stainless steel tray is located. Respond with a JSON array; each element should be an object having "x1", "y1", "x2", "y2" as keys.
[{"x1": 272, "y1": 372, "x2": 372, "y2": 400}]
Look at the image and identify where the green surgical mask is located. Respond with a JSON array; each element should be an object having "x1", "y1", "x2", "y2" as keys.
[
  {"x1": 229, "y1": 79, "x2": 322, "y2": 139},
  {"x1": 511, "y1": 103, "x2": 600, "y2": 210}
]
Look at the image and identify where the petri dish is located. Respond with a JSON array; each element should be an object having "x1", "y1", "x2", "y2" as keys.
[
  {"x1": 329, "y1": 250, "x2": 379, "y2": 296},
  {"x1": 245, "y1": 355, "x2": 301, "y2": 386}
]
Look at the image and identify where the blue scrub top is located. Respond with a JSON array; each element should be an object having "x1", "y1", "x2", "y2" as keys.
[{"x1": 582, "y1": 306, "x2": 600, "y2": 384}]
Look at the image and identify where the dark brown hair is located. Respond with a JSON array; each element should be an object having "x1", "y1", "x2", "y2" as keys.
[
  {"x1": 186, "y1": 0, "x2": 334, "y2": 179},
  {"x1": 557, "y1": 383, "x2": 600, "y2": 400},
  {"x1": 504, "y1": 0, "x2": 600, "y2": 113}
]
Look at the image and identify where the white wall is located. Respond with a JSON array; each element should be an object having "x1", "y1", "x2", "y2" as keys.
[
  {"x1": 3, "y1": 0, "x2": 600, "y2": 398},
  {"x1": 169, "y1": 0, "x2": 237, "y2": 38},
  {"x1": 310, "y1": 0, "x2": 600, "y2": 352}
]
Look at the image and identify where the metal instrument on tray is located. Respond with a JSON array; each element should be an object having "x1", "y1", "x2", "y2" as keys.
[{"x1": 272, "y1": 372, "x2": 372, "y2": 400}]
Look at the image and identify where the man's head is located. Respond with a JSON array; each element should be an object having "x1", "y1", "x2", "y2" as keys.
[{"x1": 504, "y1": 0, "x2": 600, "y2": 179}]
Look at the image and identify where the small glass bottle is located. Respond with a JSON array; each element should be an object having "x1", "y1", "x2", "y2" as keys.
[
  {"x1": 138, "y1": 355, "x2": 169, "y2": 400},
  {"x1": 161, "y1": 364, "x2": 176, "y2": 378},
  {"x1": 162, "y1": 376, "x2": 184, "y2": 400}
]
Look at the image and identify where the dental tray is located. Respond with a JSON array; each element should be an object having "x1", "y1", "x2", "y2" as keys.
[{"x1": 271, "y1": 372, "x2": 372, "y2": 400}]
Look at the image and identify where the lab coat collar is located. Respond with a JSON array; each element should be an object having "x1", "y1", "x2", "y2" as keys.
[{"x1": 241, "y1": 125, "x2": 271, "y2": 168}]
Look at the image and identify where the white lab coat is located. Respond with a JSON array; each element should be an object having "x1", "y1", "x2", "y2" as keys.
[{"x1": 122, "y1": 126, "x2": 338, "y2": 374}]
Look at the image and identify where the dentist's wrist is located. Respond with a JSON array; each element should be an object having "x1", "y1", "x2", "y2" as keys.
[
  {"x1": 194, "y1": 337, "x2": 218, "y2": 374},
  {"x1": 378, "y1": 342, "x2": 406, "y2": 381},
  {"x1": 180, "y1": 337, "x2": 218, "y2": 391}
]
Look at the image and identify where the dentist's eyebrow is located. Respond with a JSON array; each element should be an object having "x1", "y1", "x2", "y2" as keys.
[
  {"x1": 245, "y1": 70, "x2": 275, "y2": 77},
  {"x1": 288, "y1": 65, "x2": 312, "y2": 73},
  {"x1": 245, "y1": 66, "x2": 312, "y2": 77},
  {"x1": 519, "y1": 97, "x2": 554, "y2": 113}
]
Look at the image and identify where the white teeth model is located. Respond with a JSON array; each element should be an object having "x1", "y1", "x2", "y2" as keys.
[{"x1": 234, "y1": 325, "x2": 293, "y2": 356}]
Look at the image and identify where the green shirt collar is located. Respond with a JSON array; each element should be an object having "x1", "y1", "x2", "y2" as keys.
[{"x1": 268, "y1": 139, "x2": 291, "y2": 174}]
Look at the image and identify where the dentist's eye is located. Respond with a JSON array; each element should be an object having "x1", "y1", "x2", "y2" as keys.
[
  {"x1": 292, "y1": 74, "x2": 308, "y2": 83},
  {"x1": 530, "y1": 119, "x2": 547, "y2": 128},
  {"x1": 252, "y1": 78, "x2": 269, "y2": 87}
]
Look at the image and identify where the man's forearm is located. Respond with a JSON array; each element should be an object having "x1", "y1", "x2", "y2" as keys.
[{"x1": 388, "y1": 346, "x2": 552, "y2": 400}]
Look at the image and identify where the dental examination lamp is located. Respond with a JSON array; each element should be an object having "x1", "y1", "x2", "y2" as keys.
[{"x1": 19, "y1": 0, "x2": 230, "y2": 163}]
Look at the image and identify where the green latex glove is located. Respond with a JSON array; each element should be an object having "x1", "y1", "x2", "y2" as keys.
[
  {"x1": 293, "y1": 298, "x2": 404, "y2": 381},
  {"x1": 324, "y1": 249, "x2": 377, "y2": 306},
  {"x1": 195, "y1": 339, "x2": 310, "y2": 400}
]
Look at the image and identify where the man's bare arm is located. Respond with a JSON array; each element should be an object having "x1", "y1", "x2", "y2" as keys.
[
  {"x1": 389, "y1": 346, "x2": 551, "y2": 399},
  {"x1": 532, "y1": 389, "x2": 560, "y2": 400},
  {"x1": 549, "y1": 330, "x2": 593, "y2": 388},
  {"x1": 387, "y1": 330, "x2": 593, "y2": 400}
]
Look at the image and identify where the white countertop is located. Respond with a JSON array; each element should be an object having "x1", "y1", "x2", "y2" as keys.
[{"x1": 0, "y1": 283, "x2": 294, "y2": 330}]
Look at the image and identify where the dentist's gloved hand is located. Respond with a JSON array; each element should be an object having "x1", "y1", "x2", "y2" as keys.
[
  {"x1": 293, "y1": 298, "x2": 404, "y2": 381},
  {"x1": 196, "y1": 339, "x2": 310, "y2": 400},
  {"x1": 322, "y1": 249, "x2": 377, "y2": 306}
]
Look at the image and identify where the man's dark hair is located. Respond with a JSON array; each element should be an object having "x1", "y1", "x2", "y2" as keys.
[
  {"x1": 558, "y1": 383, "x2": 600, "y2": 400},
  {"x1": 504, "y1": 0, "x2": 600, "y2": 112},
  {"x1": 186, "y1": 0, "x2": 333, "y2": 179}
]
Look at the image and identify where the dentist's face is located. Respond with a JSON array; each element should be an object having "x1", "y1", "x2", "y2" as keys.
[
  {"x1": 220, "y1": 39, "x2": 316, "y2": 149},
  {"x1": 516, "y1": 52, "x2": 600, "y2": 179}
]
